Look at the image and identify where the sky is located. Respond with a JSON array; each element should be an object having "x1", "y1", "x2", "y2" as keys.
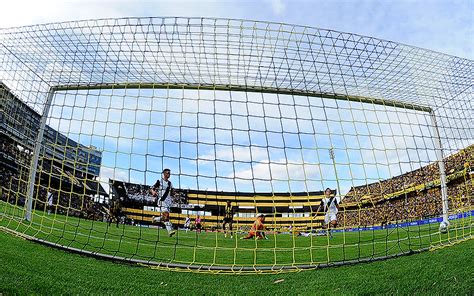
[
  {"x1": 46, "y1": 87, "x2": 439, "y2": 195},
  {"x1": 1, "y1": 0, "x2": 472, "y2": 196},
  {"x1": 1, "y1": 0, "x2": 472, "y2": 60}
]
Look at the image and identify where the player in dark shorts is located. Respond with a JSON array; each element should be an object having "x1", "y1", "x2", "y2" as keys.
[
  {"x1": 222, "y1": 200, "x2": 234, "y2": 238},
  {"x1": 195, "y1": 215, "x2": 203, "y2": 233},
  {"x1": 108, "y1": 199, "x2": 121, "y2": 228}
]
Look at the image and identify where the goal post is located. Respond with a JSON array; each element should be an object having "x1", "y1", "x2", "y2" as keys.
[
  {"x1": 25, "y1": 89, "x2": 55, "y2": 222},
  {"x1": 430, "y1": 111, "x2": 450, "y2": 226}
]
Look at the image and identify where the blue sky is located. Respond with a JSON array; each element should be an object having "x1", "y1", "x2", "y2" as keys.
[
  {"x1": 1, "y1": 0, "x2": 472, "y2": 60},
  {"x1": 47, "y1": 88, "x2": 438, "y2": 194},
  {"x1": 2, "y1": 0, "x2": 471, "y2": 195}
]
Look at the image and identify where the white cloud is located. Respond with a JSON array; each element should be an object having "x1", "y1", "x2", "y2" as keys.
[
  {"x1": 199, "y1": 146, "x2": 269, "y2": 163},
  {"x1": 232, "y1": 159, "x2": 321, "y2": 180},
  {"x1": 266, "y1": 0, "x2": 286, "y2": 16},
  {"x1": 3, "y1": 3, "x2": 470, "y2": 195}
]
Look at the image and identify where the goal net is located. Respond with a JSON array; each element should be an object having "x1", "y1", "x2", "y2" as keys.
[{"x1": 0, "y1": 17, "x2": 472, "y2": 273}]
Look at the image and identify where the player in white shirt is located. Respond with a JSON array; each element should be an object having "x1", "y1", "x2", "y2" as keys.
[
  {"x1": 183, "y1": 215, "x2": 191, "y2": 232},
  {"x1": 314, "y1": 188, "x2": 339, "y2": 238},
  {"x1": 151, "y1": 169, "x2": 176, "y2": 237},
  {"x1": 47, "y1": 189, "x2": 54, "y2": 215}
]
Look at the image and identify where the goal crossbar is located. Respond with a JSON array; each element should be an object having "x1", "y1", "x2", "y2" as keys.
[{"x1": 51, "y1": 83, "x2": 433, "y2": 113}]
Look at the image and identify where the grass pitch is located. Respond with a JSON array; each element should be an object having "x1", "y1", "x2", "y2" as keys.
[
  {"x1": 0, "y1": 230, "x2": 472, "y2": 295},
  {"x1": 1, "y1": 200, "x2": 472, "y2": 270}
]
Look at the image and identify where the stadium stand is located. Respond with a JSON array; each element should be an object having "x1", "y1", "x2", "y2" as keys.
[
  {"x1": 343, "y1": 145, "x2": 472, "y2": 203},
  {"x1": 110, "y1": 178, "x2": 329, "y2": 230},
  {"x1": 0, "y1": 82, "x2": 108, "y2": 219},
  {"x1": 108, "y1": 145, "x2": 472, "y2": 231},
  {"x1": 1, "y1": 79, "x2": 471, "y2": 232},
  {"x1": 338, "y1": 145, "x2": 473, "y2": 227}
]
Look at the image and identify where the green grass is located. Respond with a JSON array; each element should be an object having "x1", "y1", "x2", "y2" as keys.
[
  {"x1": 1, "y1": 200, "x2": 473, "y2": 269},
  {"x1": 1, "y1": 230, "x2": 473, "y2": 295}
]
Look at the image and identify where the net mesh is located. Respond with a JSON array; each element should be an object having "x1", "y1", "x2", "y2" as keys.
[{"x1": 0, "y1": 17, "x2": 472, "y2": 273}]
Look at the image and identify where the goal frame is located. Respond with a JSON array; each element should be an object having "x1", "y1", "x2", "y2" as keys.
[{"x1": 25, "y1": 82, "x2": 450, "y2": 236}]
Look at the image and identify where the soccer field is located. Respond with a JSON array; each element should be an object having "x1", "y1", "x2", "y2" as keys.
[
  {"x1": 2, "y1": 201, "x2": 471, "y2": 271},
  {"x1": 1, "y1": 230, "x2": 472, "y2": 295},
  {"x1": 1, "y1": 16, "x2": 472, "y2": 278}
]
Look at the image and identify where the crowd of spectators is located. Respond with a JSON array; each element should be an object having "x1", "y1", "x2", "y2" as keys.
[
  {"x1": 0, "y1": 135, "x2": 32, "y2": 167},
  {"x1": 338, "y1": 176, "x2": 472, "y2": 227},
  {"x1": 0, "y1": 170, "x2": 27, "y2": 207},
  {"x1": 123, "y1": 182, "x2": 155, "y2": 204},
  {"x1": 1, "y1": 173, "x2": 107, "y2": 220},
  {"x1": 34, "y1": 186, "x2": 106, "y2": 219},
  {"x1": 2, "y1": 129, "x2": 472, "y2": 228},
  {"x1": 118, "y1": 180, "x2": 189, "y2": 208},
  {"x1": 0, "y1": 135, "x2": 30, "y2": 207},
  {"x1": 344, "y1": 145, "x2": 473, "y2": 203},
  {"x1": 1, "y1": 135, "x2": 107, "y2": 221}
]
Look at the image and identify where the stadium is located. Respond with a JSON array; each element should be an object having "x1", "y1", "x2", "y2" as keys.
[{"x1": 0, "y1": 16, "x2": 472, "y2": 283}]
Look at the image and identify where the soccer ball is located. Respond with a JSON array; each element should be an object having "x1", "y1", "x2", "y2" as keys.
[{"x1": 439, "y1": 221, "x2": 449, "y2": 234}]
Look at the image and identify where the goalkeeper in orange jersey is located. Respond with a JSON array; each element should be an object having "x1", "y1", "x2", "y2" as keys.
[{"x1": 241, "y1": 213, "x2": 268, "y2": 240}]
